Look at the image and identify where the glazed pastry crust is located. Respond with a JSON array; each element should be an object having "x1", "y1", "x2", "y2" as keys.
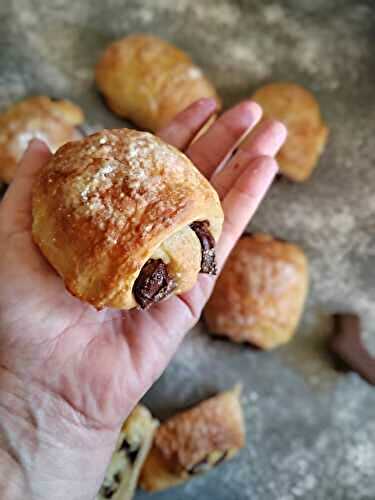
[
  {"x1": 0, "y1": 96, "x2": 84, "y2": 183},
  {"x1": 140, "y1": 386, "x2": 245, "y2": 492},
  {"x1": 204, "y1": 234, "x2": 309, "y2": 349},
  {"x1": 252, "y1": 82, "x2": 328, "y2": 182},
  {"x1": 96, "y1": 34, "x2": 221, "y2": 131},
  {"x1": 32, "y1": 128, "x2": 223, "y2": 310},
  {"x1": 97, "y1": 405, "x2": 158, "y2": 500}
]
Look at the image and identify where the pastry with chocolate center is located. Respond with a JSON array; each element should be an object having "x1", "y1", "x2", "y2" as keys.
[
  {"x1": 140, "y1": 386, "x2": 245, "y2": 492},
  {"x1": 32, "y1": 128, "x2": 223, "y2": 310},
  {"x1": 97, "y1": 405, "x2": 158, "y2": 500},
  {"x1": 0, "y1": 96, "x2": 84, "y2": 183},
  {"x1": 204, "y1": 234, "x2": 309, "y2": 349},
  {"x1": 252, "y1": 82, "x2": 328, "y2": 182},
  {"x1": 95, "y1": 34, "x2": 220, "y2": 131}
]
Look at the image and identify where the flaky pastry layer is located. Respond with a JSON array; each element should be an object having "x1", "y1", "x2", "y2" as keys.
[
  {"x1": 96, "y1": 34, "x2": 221, "y2": 131},
  {"x1": 32, "y1": 128, "x2": 223, "y2": 309},
  {"x1": 0, "y1": 96, "x2": 84, "y2": 183}
]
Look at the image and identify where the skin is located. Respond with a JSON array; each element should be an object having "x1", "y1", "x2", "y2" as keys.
[{"x1": 0, "y1": 98, "x2": 286, "y2": 499}]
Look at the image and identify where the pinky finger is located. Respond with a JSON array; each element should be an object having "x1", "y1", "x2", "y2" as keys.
[{"x1": 216, "y1": 155, "x2": 278, "y2": 267}]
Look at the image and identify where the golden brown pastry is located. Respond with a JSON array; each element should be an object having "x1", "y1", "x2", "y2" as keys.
[
  {"x1": 95, "y1": 34, "x2": 220, "y2": 131},
  {"x1": 97, "y1": 405, "x2": 158, "y2": 500},
  {"x1": 140, "y1": 386, "x2": 245, "y2": 492},
  {"x1": 32, "y1": 128, "x2": 223, "y2": 310},
  {"x1": 0, "y1": 96, "x2": 84, "y2": 183},
  {"x1": 252, "y1": 82, "x2": 328, "y2": 182},
  {"x1": 204, "y1": 234, "x2": 309, "y2": 349}
]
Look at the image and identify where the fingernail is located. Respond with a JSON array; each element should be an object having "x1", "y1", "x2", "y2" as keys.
[
  {"x1": 28, "y1": 138, "x2": 49, "y2": 152},
  {"x1": 196, "y1": 97, "x2": 218, "y2": 110}
]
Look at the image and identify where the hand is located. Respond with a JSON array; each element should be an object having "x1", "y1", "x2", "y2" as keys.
[{"x1": 0, "y1": 98, "x2": 286, "y2": 499}]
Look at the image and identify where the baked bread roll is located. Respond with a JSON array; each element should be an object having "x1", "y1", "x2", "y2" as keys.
[
  {"x1": 204, "y1": 234, "x2": 308, "y2": 349},
  {"x1": 252, "y1": 83, "x2": 328, "y2": 182},
  {"x1": 32, "y1": 129, "x2": 223, "y2": 310},
  {"x1": 0, "y1": 96, "x2": 84, "y2": 183},
  {"x1": 95, "y1": 34, "x2": 220, "y2": 131},
  {"x1": 140, "y1": 386, "x2": 245, "y2": 492},
  {"x1": 97, "y1": 405, "x2": 158, "y2": 500}
]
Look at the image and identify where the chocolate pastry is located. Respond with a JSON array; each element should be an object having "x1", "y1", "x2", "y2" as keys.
[
  {"x1": 140, "y1": 386, "x2": 245, "y2": 492},
  {"x1": 204, "y1": 234, "x2": 309, "y2": 349},
  {"x1": 32, "y1": 129, "x2": 223, "y2": 310},
  {"x1": 97, "y1": 405, "x2": 158, "y2": 500},
  {"x1": 133, "y1": 259, "x2": 176, "y2": 309},
  {"x1": 95, "y1": 34, "x2": 221, "y2": 131},
  {"x1": 0, "y1": 96, "x2": 84, "y2": 183},
  {"x1": 190, "y1": 220, "x2": 217, "y2": 274},
  {"x1": 252, "y1": 83, "x2": 329, "y2": 182},
  {"x1": 330, "y1": 313, "x2": 375, "y2": 385}
]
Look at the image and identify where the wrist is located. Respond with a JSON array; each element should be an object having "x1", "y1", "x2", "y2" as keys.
[{"x1": 0, "y1": 367, "x2": 118, "y2": 500}]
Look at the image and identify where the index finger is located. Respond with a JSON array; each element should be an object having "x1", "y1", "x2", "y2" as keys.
[{"x1": 157, "y1": 98, "x2": 218, "y2": 150}]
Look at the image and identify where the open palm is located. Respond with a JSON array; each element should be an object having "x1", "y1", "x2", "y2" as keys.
[{"x1": 0, "y1": 98, "x2": 286, "y2": 436}]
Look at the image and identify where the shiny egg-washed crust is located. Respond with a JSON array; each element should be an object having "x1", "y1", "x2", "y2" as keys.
[
  {"x1": 32, "y1": 128, "x2": 223, "y2": 310},
  {"x1": 204, "y1": 234, "x2": 309, "y2": 349},
  {"x1": 95, "y1": 34, "x2": 221, "y2": 132},
  {"x1": 0, "y1": 96, "x2": 84, "y2": 183},
  {"x1": 252, "y1": 82, "x2": 329, "y2": 182},
  {"x1": 140, "y1": 386, "x2": 245, "y2": 492}
]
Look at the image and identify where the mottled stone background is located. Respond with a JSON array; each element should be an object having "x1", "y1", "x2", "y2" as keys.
[{"x1": 1, "y1": 1, "x2": 375, "y2": 499}]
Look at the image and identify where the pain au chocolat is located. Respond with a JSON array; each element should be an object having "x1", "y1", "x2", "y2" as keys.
[
  {"x1": 32, "y1": 129, "x2": 223, "y2": 310},
  {"x1": 252, "y1": 83, "x2": 328, "y2": 182},
  {"x1": 97, "y1": 405, "x2": 158, "y2": 500},
  {"x1": 204, "y1": 234, "x2": 308, "y2": 349},
  {"x1": 0, "y1": 96, "x2": 84, "y2": 183},
  {"x1": 140, "y1": 386, "x2": 245, "y2": 492},
  {"x1": 95, "y1": 34, "x2": 220, "y2": 131}
]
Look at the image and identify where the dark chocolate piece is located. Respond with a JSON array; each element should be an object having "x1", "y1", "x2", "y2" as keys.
[
  {"x1": 113, "y1": 473, "x2": 121, "y2": 484},
  {"x1": 330, "y1": 313, "x2": 375, "y2": 385},
  {"x1": 133, "y1": 259, "x2": 176, "y2": 309},
  {"x1": 99, "y1": 471, "x2": 122, "y2": 498},
  {"x1": 0, "y1": 183, "x2": 7, "y2": 197},
  {"x1": 190, "y1": 220, "x2": 217, "y2": 275},
  {"x1": 99, "y1": 486, "x2": 114, "y2": 498},
  {"x1": 99, "y1": 483, "x2": 117, "y2": 498},
  {"x1": 119, "y1": 438, "x2": 140, "y2": 464},
  {"x1": 188, "y1": 451, "x2": 228, "y2": 475},
  {"x1": 188, "y1": 457, "x2": 210, "y2": 475},
  {"x1": 213, "y1": 450, "x2": 228, "y2": 466}
]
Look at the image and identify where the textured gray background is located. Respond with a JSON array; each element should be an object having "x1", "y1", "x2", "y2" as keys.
[{"x1": 1, "y1": 1, "x2": 375, "y2": 499}]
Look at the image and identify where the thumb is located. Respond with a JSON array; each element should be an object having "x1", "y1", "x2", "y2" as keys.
[{"x1": 0, "y1": 139, "x2": 51, "y2": 234}]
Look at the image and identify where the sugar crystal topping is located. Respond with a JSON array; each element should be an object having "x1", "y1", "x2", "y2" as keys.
[{"x1": 60, "y1": 129, "x2": 195, "y2": 244}]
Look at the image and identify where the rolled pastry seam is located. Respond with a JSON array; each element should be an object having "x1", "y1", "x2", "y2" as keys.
[
  {"x1": 97, "y1": 405, "x2": 158, "y2": 500},
  {"x1": 140, "y1": 385, "x2": 245, "y2": 492}
]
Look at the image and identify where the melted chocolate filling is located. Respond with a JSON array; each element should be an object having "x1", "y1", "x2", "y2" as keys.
[
  {"x1": 190, "y1": 220, "x2": 217, "y2": 275},
  {"x1": 133, "y1": 259, "x2": 176, "y2": 309},
  {"x1": 119, "y1": 438, "x2": 140, "y2": 464},
  {"x1": 99, "y1": 472, "x2": 122, "y2": 498},
  {"x1": 188, "y1": 451, "x2": 228, "y2": 475}
]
